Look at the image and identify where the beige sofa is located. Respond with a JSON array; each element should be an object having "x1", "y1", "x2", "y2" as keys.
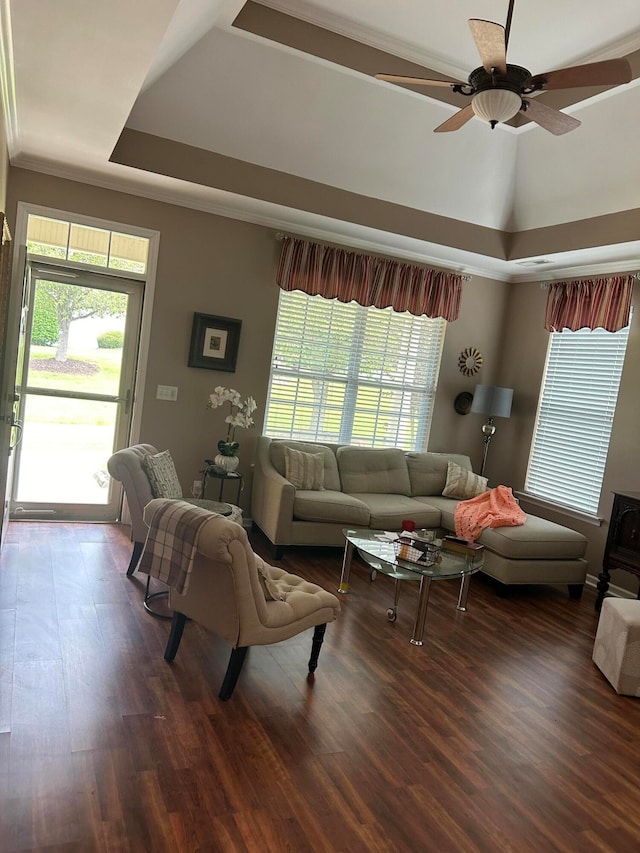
[{"x1": 251, "y1": 436, "x2": 588, "y2": 597}]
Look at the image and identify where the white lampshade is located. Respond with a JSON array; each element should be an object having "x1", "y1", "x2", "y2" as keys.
[{"x1": 472, "y1": 89, "x2": 521, "y2": 126}]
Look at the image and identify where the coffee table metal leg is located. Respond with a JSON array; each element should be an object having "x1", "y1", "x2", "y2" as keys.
[
  {"x1": 338, "y1": 539, "x2": 354, "y2": 594},
  {"x1": 457, "y1": 574, "x2": 472, "y2": 611},
  {"x1": 410, "y1": 575, "x2": 432, "y2": 646}
]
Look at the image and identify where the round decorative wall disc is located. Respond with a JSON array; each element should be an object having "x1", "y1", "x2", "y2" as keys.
[
  {"x1": 458, "y1": 347, "x2": 483, "y2": 376},
  {"x1": 454, "y1": 391, "x2": 474, "y2": 415}
]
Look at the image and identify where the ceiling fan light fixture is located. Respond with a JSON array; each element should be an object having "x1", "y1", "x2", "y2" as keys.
[{"x1": 472, "y1": 89, "x2": 521, "y2": 128}]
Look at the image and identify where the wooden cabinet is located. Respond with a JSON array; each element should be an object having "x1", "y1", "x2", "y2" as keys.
[{"x1": 596, "y1": 491, "x2": 640, "y2": 611}]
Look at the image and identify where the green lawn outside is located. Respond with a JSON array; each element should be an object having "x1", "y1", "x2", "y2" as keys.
[
  {"x1": 17, "y1": 345, "x2": 123, "y2": 503},
  {"x1": 26, "y1": 345, "x2": 123, "y2": 426}
]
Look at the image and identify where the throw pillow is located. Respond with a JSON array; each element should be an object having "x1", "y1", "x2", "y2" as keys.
[
  {"x1": 284, "y1": 446, "x2": 325, "y2": 490},
  {"x1": 142, "y1": 450, "x2": 183, "y2": 499},
  {"x1": 442, "y1": 460, "x2": 488, "y2": 500}
]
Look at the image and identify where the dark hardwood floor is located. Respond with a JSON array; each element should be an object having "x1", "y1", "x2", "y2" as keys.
[{"x1": 1, "y1": 520, "x2": 639, "y2": 852}]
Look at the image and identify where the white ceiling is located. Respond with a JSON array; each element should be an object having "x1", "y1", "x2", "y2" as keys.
[{"x1": 2, "y1": 0, "x2": 640, "y2": 281}]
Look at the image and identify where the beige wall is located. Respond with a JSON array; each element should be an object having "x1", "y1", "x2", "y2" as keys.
[
  {"x1": 7, "y1": 167, "x2": 511, "y2": 514},
  {"x1": 6, "y1": 168, "x2": 280, "y2": 510},
  {"x1": 9, "y1": 166, "x2": 635, "y2": 591},
  {"x1": 430, "y1": 273, "x2": 510, "y2": 472},
  {"x1": 498, "y1": 279, "x2": 640, "y2": 593}
]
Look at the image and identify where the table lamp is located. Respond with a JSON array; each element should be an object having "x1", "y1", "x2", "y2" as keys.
[{"x1": 470, "y1": 385, "x2": 513, "y2": 477}]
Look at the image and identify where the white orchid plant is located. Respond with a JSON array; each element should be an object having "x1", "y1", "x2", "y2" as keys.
[{"x1": 207, "y1": 386, "x2": 257, "y2": 456}]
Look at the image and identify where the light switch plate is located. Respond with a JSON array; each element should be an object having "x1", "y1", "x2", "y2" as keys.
[{"x1": 156, "y1": 384, "x2": 178, "y2": 401}]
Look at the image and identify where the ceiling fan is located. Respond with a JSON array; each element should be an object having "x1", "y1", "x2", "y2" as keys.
[{"x1": 375, "y1": 0, "x2": 632, "y2": 135}]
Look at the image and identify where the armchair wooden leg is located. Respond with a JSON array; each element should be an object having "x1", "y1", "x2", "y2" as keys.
[
  {"x1": 164, "y1": 612, "x2": 187, "y2": 661},
  {"x1": 308, "y1": 623, "x2": 327, "y2": 673},
  {"x1": 219, "y1": 647, "x2": 248, "y2": 701},
  {"x1": 126, "y1": 541, "x2": 144, "y2": 576}
]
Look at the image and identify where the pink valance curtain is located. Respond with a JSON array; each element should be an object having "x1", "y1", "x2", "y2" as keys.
[
  {"x1": 276, "y1": 236, "x2": 463, "y2": 321},
  {"x1": 544, "y1": 275, "x2": 634, "y2": 333}
]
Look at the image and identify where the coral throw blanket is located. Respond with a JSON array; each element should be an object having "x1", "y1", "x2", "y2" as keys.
[
  {"x1": 455, "y1": 485, "x2": 526, "y2": 542},
  {"x1": 138, "y1": 499, "x2": 217, "y2": 594}
]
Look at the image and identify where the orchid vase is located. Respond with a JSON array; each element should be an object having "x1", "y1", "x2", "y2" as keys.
[
  {"x1": 214, "y1": 439, "x2": 240, "y2": 472},
  {"x1": 217, "y1": 440, "x2": 240, "y2": 457},
  {"x1": 207, "y1": 387, "x2": 258, "y2": 474}
]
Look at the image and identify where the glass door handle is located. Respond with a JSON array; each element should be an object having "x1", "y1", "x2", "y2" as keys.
[{"x1": 9, "y1": 419, "x2": 23, "y2": 452}]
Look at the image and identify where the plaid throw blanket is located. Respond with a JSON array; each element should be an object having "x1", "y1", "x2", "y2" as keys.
[{"x1": 138, "y1": 500, "x2": 217, "y2": 594}]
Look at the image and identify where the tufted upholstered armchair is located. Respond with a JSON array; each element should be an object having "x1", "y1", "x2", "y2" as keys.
[
  {"x1": 143, "y1": 498, "x2": 341, "y2": 700},
  {"x1": 107, "y1": 443, "x2": 239, "y2": 576},
  {"x1": 107, "y1": 444, "x2": 161, "y2": 575}
]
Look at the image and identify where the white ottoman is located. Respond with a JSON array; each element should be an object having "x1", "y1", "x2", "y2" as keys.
[{"x1": 592, "y1": 598, "x2": 640, "y2": 696}]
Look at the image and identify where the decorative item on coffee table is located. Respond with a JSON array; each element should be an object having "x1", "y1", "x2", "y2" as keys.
[
  {"x1": 207, "y1": 386, "x2": 257, "y2": 473},
  {"x1": 394, "y1": 535, "x2": 441, "y2": 566}
]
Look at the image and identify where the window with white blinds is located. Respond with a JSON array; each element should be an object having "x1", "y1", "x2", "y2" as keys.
[
  {"x1": 525, "y1": 322, "x2": 631, "y2": 515},
  {"x1": 264, "y1": 290, "x2": 446, "y2": 448}
]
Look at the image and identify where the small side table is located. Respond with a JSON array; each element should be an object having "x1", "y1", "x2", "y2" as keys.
[{"x1": 201, "y1": 464, "x2": 243, "y2": 505}]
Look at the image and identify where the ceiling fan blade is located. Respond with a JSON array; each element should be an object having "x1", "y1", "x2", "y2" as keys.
[
  {"x1": 521, "y1": 98, "x2": 581, "y2": 135},
  {"x1": 468, "y1": 19, "x2": 507, "y2": 75},
  {"x1": 375, "y1": 73, "x2": 461, "y2": 88},
  {"x1": 434, "y1": 104, "x2": 475, "y2": 133},
  {"x1": 528, "y1": 58, "x2": 632, "y2": 91}
]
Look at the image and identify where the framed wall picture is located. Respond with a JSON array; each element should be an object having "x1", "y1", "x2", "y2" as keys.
[{"x1": 188, "y1": 312, "x2": 242, "y2": 372}]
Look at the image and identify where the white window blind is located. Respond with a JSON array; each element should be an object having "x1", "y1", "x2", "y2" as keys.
[
  {"x1": 525, "y1": 322, "x2": 630, "y2": 514},
  {"x1": 264, "y1": 290, "x2": 446, "y2": 448}
]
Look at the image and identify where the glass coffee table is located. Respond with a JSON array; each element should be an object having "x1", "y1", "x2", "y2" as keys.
[{"x1": 338, "y1": 528, "x2": 484, "y2": 646}]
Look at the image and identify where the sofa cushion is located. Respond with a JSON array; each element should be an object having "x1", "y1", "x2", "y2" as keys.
[
  {"x1": 442, "y1": 461, "x2": 488, "y2": 499},
  {"x1": 412, "y1": 495, "x2": 458, "y2": 530},
  {"x1": 284, "y1": 446, "x2": 324, "y2": 490},
  {"x1": 406, "y1": 452, "x2": 473, "y2": 497},
  {"x1": 293, "y1": 490, "x2": 370, "y2": 526},
  {"x1": 477, "y1": 516, "x2": 587, "y2": 560},
  {"x1": 337, "y1": 447, "x2": 411, "y2": 496},
  {"x1": 348, "y1": 494, "x2": 440, "y2": 529},
  {"x1": 270, "y1": 440, "x2": 341, "y2": 491}
]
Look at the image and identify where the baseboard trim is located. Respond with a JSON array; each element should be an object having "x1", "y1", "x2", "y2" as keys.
[{"x1": 585, "y1": 572, "x2": 636, "y2": 599}]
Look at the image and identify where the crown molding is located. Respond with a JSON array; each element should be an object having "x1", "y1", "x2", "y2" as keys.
[
  {"x1": 13, "y1": 153, "x2": 513, "y2": 280},
  {"x1": 512, "y1": 257, "x2": 640, "y2": 284},
  {"x1": 251, "y1": 1, "x2": 640, "y2": 83},
  {"x1": 567, "y1": 33, "x2": 640, "y2": 65},
  {"x1": 249, "y1": 0, "x2": 469, "y2": 81},
  {"x1": 13, "y1": 152, "x2": 639, "y2": 287}
]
